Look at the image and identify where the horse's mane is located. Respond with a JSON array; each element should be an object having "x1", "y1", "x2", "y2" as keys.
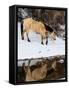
[{"x1": 44, "y1": 23, "x2": 54, "y2": 33}]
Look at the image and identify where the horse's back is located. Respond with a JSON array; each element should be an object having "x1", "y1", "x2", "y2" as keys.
[{"x1": 23, "y1": 18, "x2": 33, "y2": 30}]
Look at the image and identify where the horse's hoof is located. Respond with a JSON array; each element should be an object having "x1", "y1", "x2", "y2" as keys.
[
  {"x1": 28, "y1": 39, "x2": 30, "y2": 42},
  {"x1": 22, "y1": 37, "x2": 24, "y2": 40},
  {"x1": 41, "y1": 42, "x2": 44, "y2": 45}
]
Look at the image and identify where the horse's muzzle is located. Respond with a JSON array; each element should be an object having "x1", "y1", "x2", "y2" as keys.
[{"x1": 54, "y1": 38, "x2": 56, "y2": 40}]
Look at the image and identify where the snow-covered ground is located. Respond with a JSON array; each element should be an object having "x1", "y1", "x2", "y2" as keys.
[{"x1": 18, "y1": 22, "x2": 65, "y2": 60}]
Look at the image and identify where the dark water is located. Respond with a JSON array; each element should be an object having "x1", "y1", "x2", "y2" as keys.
[{"x1": 17, "y1": 56, "x2": 65, "y2": 82}]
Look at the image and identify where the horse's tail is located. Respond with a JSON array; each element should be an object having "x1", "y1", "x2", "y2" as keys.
[{"x1": 21, "y1": 20, "x2": 23, "y2": 37}]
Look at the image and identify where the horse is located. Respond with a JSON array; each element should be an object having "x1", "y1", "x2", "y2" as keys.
[
  {"x1": 24, "y1": 60, "x2": 57, "y2": 81},
  {"x1": 25, "y1": 60, "x2": 47, "y2": 81},
  {"x1": 21, "y1": 18, "x2": 56, "y2": 45},
  {"x1": 31, "y1": 62, "x2": 47, "y2": 81}
]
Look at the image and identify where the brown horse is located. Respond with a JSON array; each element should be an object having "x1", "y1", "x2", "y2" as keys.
[
  {"x1": 21, "y1": 18, "x2": 56, "y2": 45},
  {"x1": 25, "y1": 60, "x2": 47, "y2": 81},
  {"x1": 24, "y1": 60, "x2": 57, "y2": 81}
]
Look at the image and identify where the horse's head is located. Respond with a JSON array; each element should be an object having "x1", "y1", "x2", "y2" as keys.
[
  {"x1": 51, "y1": 31, "x2": 57, "y2": 40},
  {"x1": 44, "y1": 23, "x2": 57, "y2": 40}
]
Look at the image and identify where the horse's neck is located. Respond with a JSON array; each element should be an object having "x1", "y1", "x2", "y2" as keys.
[{"x1": 40, "y1": 64, "x2": 47, "y2": 72}]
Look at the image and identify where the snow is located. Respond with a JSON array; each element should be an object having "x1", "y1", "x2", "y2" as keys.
[
  {"x1": 58, "y1": 77, "x2": 65, "y2": 80},
  {"x1": 18, "y1": 59, "x2": 42, "y2": 66},
  {"x1": 58, "y1": 24, "x2": 65, "y2": 30},
  {"x1": 18, "y1": 22, "x2": 65, "y2": 60},
  {"x1": 58, "y1": 59, "x2": 64, "y2": 63},
  {"x1": 18, "y1": 8, "x2": 28, "y2": 19}
]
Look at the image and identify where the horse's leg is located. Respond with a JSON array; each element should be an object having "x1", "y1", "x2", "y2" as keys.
[
  {"x1": 26, "y1": 32, "x2": 30, "y2": 42},
  {"x1": 46, "y1": 32, "x2": 48, "y2": 45},
  {"x1": 41, "y1": 36, "x2": 44, "y2": 45},
  {"x1": 46, "y1": 36, "x2": 48, "y2": 45}
]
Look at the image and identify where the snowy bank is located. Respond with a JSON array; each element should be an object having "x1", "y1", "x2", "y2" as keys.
[{"x1": 18, "y1": 22, "x2": 65, "y2": 60}]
